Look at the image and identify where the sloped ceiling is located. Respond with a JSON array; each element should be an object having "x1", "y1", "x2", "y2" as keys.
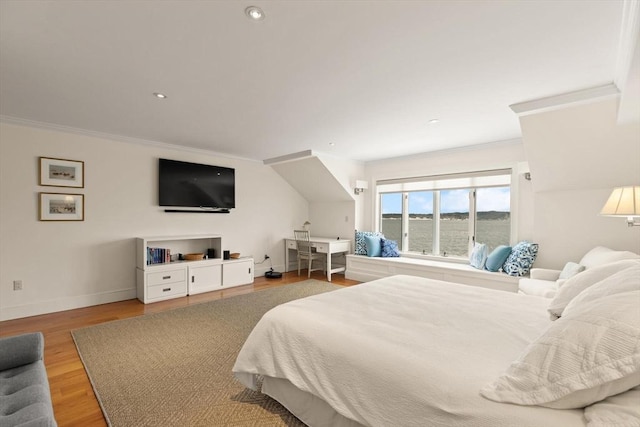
[{"x1": 266, "y1": 153, "x2": 354, "y2": 202}]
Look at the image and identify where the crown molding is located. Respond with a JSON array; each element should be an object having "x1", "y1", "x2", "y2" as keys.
[
  {"x1": 509, "y1": 84, "x2": 620, "y2": 117},
  {"x1": 0, "y1": 115, "x2": 261, "y2": 163}
]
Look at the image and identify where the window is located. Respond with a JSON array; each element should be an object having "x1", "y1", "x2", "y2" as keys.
[
  {"x1": 378, "y1": 170, "x2": 511, "y2": 259},
  {"x1": 475, "y1": 186, "x2": 511, "y2": 253},
  {"x1": 439, "y1": 189, "x2": 471, "y2": 257},
  {"x1": 380, "y1": 193, "x2": 403, "y2": 243},
  {"x1": 408, "y1": 192, "x2": 433, "y2": 252}
]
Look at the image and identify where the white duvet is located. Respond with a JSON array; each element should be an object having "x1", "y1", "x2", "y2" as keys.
[{"x1": 233, "y1": 275, "x2": 586, "y2": 426}]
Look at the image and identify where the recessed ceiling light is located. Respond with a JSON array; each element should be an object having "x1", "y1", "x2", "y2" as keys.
[
  {"x1": 245, "y1": 6, "x2": 265, "y2": 21},
  {"x1": 153, "y1": 92, "x2": 167, "y2": 99},
  {"x1": 329, "y1": 142, "x2": 335, "y2": 147},
  {"x1": 428, "y1": 118, "x2": 440, "y2": 124}
]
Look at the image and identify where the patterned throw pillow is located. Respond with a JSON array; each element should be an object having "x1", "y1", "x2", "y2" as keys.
[
  {"x1": 469, "y1": 243, "x2": 488, "y2": 269},
  {"x1": 355, "y1": 231, "x2": 384, "y2": 255},
  {"x1": 381, "y1": 239, "x2": 400, "y2": 257},
  {"x1": 502, "y1": 241, "x2": 539, "y2": 276}
]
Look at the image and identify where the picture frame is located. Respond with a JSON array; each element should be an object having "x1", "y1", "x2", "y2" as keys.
[
  {"x1": 39, "y1": 192, "x2": 84, "y2": 221},
  {"x1": 39, "y1": 157, "x2": 84, "y2": 188}
]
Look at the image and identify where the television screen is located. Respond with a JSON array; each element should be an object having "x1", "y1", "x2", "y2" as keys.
[{"x1": 159, "y1": 159, "x2": 235, "y2": 209}]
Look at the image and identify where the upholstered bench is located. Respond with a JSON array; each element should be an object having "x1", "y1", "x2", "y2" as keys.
[{"x1": 0, "y1": 332, "x2": 57, "y2": 427}]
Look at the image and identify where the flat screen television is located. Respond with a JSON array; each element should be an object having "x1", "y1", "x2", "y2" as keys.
[{"x1": 159, "y1": 158, "x2": 235, "y2": 210}]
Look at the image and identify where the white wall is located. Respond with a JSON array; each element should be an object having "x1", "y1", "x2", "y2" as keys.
[
  {"x1": 520, "y1": 98, "x2": 640, "y2": 193},
  {"x1": 362, "y1": 140, "x2": 533, "y2": 242},
  {"x1": 307, "y1": 200, "x2": 354, "y2": 271},
  {"x1": 519, "y1": 97, "x2": 640, "y2": 268},
  {"x1": 534, "y1": 188, "x2": 640, "y2": 269},
  {"x1": 308, "y1": 201, "x2": 355, "y2": 240},
  {"x1": 0, "y1": 123, "x2": 308, "y2": 320}
]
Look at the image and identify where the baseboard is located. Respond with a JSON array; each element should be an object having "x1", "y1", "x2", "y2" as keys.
[
  {"x1": 1, "y1": 263, "x2": 303, "y2": 321},
  {"x1": 0, "y1": 288, "x2": 137, "y2": 321}
]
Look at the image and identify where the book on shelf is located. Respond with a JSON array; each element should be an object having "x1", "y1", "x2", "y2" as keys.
[{"x1": 147, "y1": 247, "x2": 171, "y2": 265}]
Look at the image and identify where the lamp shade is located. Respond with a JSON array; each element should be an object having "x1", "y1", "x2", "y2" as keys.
[{"x1": 600, "y1": 186, "x2": 640, "y2": 216}]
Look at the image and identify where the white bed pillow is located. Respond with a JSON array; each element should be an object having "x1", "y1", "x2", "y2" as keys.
[
  {"x1": 481, "y1": 290, "x2": 640, "y2": 409},
  {"x1": 547, "y1": 259, "x2": 640, "y2": 320},
  {"x1": 563, "y1": 265, "x2": 640, "y2": 318},
  {"x1": 579, "y1": 246, "x2": 640, "y2": 269},
  {"x1": 584, "y1": 386, "x2": 640, "y2": 427}
]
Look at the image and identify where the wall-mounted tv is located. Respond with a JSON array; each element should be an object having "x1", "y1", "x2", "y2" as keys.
[{"x1": 159, "y1": 158, "x2": 235, "y2": 211}]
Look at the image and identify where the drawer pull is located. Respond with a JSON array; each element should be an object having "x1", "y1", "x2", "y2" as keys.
[
  {"x1": 162, "y1": 287, "x2": 171, "y2": 292},
  {"x1": 162, "y1": 275, "x2": 171, "y2": 280}
]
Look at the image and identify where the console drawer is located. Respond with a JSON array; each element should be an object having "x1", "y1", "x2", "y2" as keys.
[
  {"x1": 314, "y1": 243, "x2": 329, "y2": 253},
  {"x1": 147, "y1": 281, "x2": 187, "y2": 299},
  {"x1": 147, "y1": 268, "x2": 186, "y2": 286}
]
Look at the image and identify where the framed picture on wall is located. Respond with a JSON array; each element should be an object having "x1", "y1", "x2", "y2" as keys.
[
  {"x1": 39, "y1": 157, "x2": 84, "y2": 188},
  {"x1": 39, "y1": 193, "x2": 84, "y2": 221}
]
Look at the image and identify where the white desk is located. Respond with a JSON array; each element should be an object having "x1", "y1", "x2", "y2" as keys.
[{"x1": 285, "y1": 237, "x2": 351, "y2": 282}]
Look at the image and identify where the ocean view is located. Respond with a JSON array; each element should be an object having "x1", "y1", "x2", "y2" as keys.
[{"x1": 381, "y1": 216, "x2": 510, "y2": 257}]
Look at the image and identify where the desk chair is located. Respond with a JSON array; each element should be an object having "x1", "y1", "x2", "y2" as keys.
[{"x1": 294, "y1": 230, "x2": 326, "y2": 278}]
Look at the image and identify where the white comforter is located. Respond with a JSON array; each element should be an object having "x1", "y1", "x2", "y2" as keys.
[{"x1": 233, "y1": 275, "x2": 586, "y2": 427}]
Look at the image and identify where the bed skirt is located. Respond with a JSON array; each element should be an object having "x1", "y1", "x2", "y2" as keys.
[{"x1": 263, "y1": 376, "x2": 364, "y2": 427}]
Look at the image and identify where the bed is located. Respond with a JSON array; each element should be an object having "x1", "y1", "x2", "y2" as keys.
[{"x1": 233, "y1": 274, "x2": 640, "y2": 426}]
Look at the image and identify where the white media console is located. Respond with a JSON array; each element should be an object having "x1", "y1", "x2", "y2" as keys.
[{"x1": 135, "y1": 234, "x2": 254, "y2": 304}]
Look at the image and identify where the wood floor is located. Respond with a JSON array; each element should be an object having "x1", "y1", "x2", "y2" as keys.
[{"x1": 0, "y1": 271, "x2": 359, "y2": 427}]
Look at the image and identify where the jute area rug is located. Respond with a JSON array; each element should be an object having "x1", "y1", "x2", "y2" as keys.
[{"x1": 72, "y1": 280, "x2": 341, "y2": 426}]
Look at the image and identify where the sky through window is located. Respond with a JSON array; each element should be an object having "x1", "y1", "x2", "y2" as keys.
[{"x1": 382, "y1": 187, "x2": 510, "y2": 214}]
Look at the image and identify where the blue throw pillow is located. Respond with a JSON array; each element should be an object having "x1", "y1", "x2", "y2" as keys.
[
  {"x1": 355, "y1": 231, "x2": 384, "y2": 255},
  {"x1": 381, "y1": 239, "x2": 400, "y2": 257},
  {"x1": 502, "y1": 241, "x2": 539, "y2": 276},
  {"x1": 485, "y1": 245, "x2": 512, "y2": 272},
  {"x1": 469, "y1": 243, "x2": 488, "y2": 269},
  {"x1": 364, "y1": 235, "x2": 382, "y2": 257}
]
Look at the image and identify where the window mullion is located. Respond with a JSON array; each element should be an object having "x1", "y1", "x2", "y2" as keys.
[
  {"x1": 401, "y1": 193, "x2": 409, "y2": 251},
  {"x1": 469, "y1": 189, "x2": 477, "y2": 255},
  {"x1": 432, "y1": 191, "x2": 440, "y2": 256}
]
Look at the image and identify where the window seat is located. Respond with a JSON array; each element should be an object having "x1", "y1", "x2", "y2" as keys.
[{"x1": 345, "y1": 254, "x2": 520, "y2": 292}]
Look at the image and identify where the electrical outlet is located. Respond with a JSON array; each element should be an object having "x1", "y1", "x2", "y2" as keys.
[{"x1": 13, "y1": 280, "x2": 23, "y2": 291}]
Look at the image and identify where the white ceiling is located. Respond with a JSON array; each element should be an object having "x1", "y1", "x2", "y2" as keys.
[{"x1": 0, "y1": 1, "x2": 627, "y2": 162}]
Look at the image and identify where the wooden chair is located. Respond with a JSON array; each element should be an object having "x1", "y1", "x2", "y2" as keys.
[{"x1": 294, "y1": 230, "x2": 325, "y2": 278}]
